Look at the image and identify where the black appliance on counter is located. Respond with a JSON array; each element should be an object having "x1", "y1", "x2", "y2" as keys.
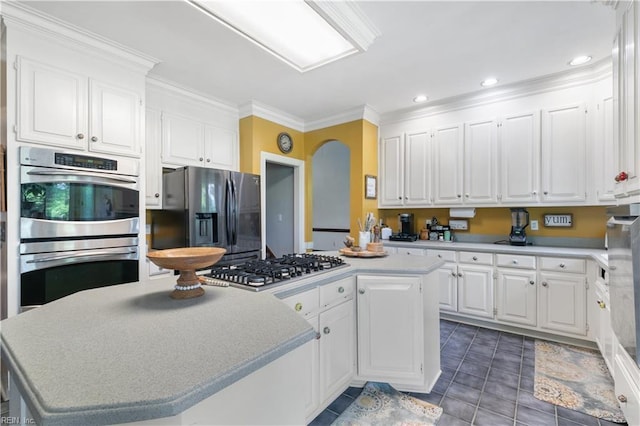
[
  {"x1": 509, "y1": 208, "x2": 529, "y2": 246},
  {"x1": 151, "y1": 166, "x2": 261, "y2": 266},
  {"x1": 202, "y1": 253, "x2": 347, "y2": 291},
  {"x1": 389, "y1": 213, "x2": 418, "y2": 241}
]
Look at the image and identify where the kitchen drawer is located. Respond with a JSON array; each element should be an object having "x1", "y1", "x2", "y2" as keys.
[
  {"x1": 496, "y1": 253, "x2": 536, "y2": 269},
  {"x1": 320, "y1": 277, "x2": 355, "y2": 308},
  {"x1": 458, "y1": 251, "x2": 493, "y2": 265},
  {"x1": 428, "y1": 249, "x2": 456, "y2": 263},
  {"x1": 397, "y1": 247, "x2": 426, "y2": 256},
  {"x1": 281, "y1": 287, "x2": 320, "y2": 318},
  {"x1": 539, "y1": 257, "x2": 586, "y2": 274}
]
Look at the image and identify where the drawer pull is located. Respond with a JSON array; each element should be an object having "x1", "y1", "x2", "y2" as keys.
[
  {"x1": 323, "y1": 326, "x2": 331, "y2": 335},
  {"x1": 618, "y1": 394, "x2": 628, "y2": 403},
  {"x1": 294, "y1": 302, "x2": 303, "y2": 312},
  {"x1": 513, "y1": 259, "x2": 519, "y2": 264},
  {"x1": 559, "y1": 263, "x2": 566, "y2": 268},
  {"x1": 472, "y1": 256, "x2": 478, "y2": 261},
  {"x1": 338, "y1": 286, "x2": 345, "y2": 294},
  {"x1": 438, "y1": 254, "x2": 442, "y2": 258}
]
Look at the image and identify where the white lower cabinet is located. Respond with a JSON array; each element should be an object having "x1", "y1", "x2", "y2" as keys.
[
  {"x1": 437, "y1": 262, "x2": 458, "y2": 312},
  {"x1": 457, "y1": 264, "x2": 494, "y2": 319},
  {"x1": 356, "y1": 275, "x2": 424, "y2": 384},
  {"x1": 496, "y1": 268, "x2": 537, "y2": 327},
  {"x1": 614, "y1": 344, "x2": 640, "y2": 426},
  {"x1": 281, "y1": 278, "x2": 355, "y2": 423},
  {"x1": 595, "y1": 279, "x2": 614, "y2": 372},
  {"x1": 538, "y1": 271, "x2": 587, "y2": 336}
]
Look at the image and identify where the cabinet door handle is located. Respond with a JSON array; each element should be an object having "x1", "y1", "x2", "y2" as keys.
[
  {"x1": 542, "y1": 282, "x2": 548, "y2": 287},
  {"x1": 597, "y1": 300, "x2": 606, "y2": 309},
  {"x1": 154, "y1": 193, "x2": 160, "y2": 198},
  {"x1": 77, "y1": 133, "x2": 85, "y2": 139},
  {"x1": 618, "y1": 394, "x2": 628, "y2": 403},
  {"x1": 457, "y1": 272, "x2": 463, "y2": 277},
  {"x1": 543, "y1": 191, "x2": 548, "y2": 195},
  {"x1": 358, "y1": 288, "x2": 365, "y2": 295},
  {"x1": 199, "y1": 157, "x2": 204, "y2": 161},
  {"x1": 529, "y1": 280, "x2": 535, "y2": 285},
  {"x1": 206, "y1": 158, "x2": 211, "y2": 163},
  {"x1": 90, "y1": 136, "x2": 98, "y2": 142},
  {"x1": 338, "y1": 286, "x2": 345, "y2": 293},
  {"x1": 315, "y1": 332, "x2": 321, "y2": 340},
  {"x1": 323, "y1": 326, "x2": 331, "y2": 335},
  {"x1": 294, "y1": 302, "x2": 303, "y2": 312},
  {"x1": 559, "y1": 263, "x2": 566, "y2": 268},
  {"x1": 457, "y1": 194, "x2": 462, "y2": 198},
  {"x1": 398, "y1": 196, "x2": 402, "y2": 200}
]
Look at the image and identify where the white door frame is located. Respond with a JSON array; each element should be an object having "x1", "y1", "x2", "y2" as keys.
[{"x1": 261, "y1": 152, "x2": 306, "y2": 257}]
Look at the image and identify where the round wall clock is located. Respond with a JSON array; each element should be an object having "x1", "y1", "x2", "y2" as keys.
[{"x1": 277, "y1": 132, "x2": 293, "y2": 154}]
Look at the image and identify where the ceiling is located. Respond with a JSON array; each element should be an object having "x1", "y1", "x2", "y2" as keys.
[{"x1": 21, "y1": 1, "x2": 617, "y2": 124}]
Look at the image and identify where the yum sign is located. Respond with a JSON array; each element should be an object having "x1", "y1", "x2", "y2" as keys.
[{"x1": 544, "y1": 214, "x2": 573, "y2": 227}]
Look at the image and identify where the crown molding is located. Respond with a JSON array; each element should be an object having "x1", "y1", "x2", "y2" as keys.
[
  {"x1": 239, "y1": 101, "x2": 306, "y2": 132},
  {"x1": 1, "y1": 1, "x2": 158, "y2": 73},
  {"x1": 146, "y1": 75, "x2": 239, "y2": 116},
  {"x1": 305, "y1": 104, "x2": 380, "y2": 132},
  {"x1": 306, "y1": 0, "x2": 381, "y2": 52},
  {"x1": 381, "y1": 58, "x2": 612, "y2": 126}
]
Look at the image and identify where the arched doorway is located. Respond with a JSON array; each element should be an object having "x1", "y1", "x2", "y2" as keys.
[{"x1": 312, "y1": 141, "x2": 351, "y2": 250}]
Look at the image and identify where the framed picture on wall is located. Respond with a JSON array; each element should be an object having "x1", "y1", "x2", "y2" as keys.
[{"x1": 365, "y1": 175, "x2": 377, "y2": 199}]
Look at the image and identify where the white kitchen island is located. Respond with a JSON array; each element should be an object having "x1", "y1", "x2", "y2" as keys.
[{"x1": 0, "y1": 252, "x2": 443, "y2": 425}]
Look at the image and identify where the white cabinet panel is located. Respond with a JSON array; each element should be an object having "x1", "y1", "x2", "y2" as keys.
[
  {"x1": 161, "y1": 112, "x2": 205, "y2": 167},
  {"x1": 496, "y1": 269, "x2": 537, "y2": 327},
  {"x1": 539, "y1": 272, "x2": 586, "y2": 335},
  {"x1": 457, "y1": 265, "x2": 494, "y2": 319},
  {"x1": 18, "y1": 57, "x2": 87, "y2": 149},
  {"x1": 205, "y1": 125, "x2": 237, "y2": 171},
  {"x1": 464, "y1": 119, "x2": 497, "y2": 204},
  {"x1": 357, "y1": 275, "x2": 423, "y2": 382},
  {"x1": 404, "y1": 131, "x2": 431, "y2": 205},
  {"x1": 541, "y1": 103, "x2": 587, "y2": 202},
  {"x1": 437, "y1": 262, "x2": 458, "y2": 313},
  {"x1": 89, "y1": 79, "x2": 141, "y2": 157},
  {"x1": 379, "y1": 135, "x2": 404, "y2": 206},
  {"x1": 145, "y1": 108, "x2": 163, "y2": 208},
  {"x1": 597, "y1": 96, "x2": 617, "y2": 202},
  {"x1": 499, "y1": 111, "x2": 540, "y2": 203},
  {"x1": 432, "y1": 124, "x2": 464, "y2": 205}
]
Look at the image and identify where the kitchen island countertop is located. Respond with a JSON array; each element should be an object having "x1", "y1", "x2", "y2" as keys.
[{"x1": 0, "y1": 252, "x2": 443, "y2": 425}]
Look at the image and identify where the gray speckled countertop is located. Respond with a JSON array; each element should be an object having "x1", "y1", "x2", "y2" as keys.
[{"x1": 0, "y1": 279, "x2": 315, "y2": 425}]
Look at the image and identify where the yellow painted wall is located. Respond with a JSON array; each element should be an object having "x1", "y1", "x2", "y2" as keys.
[
  {"x1": 380, "y1": 206, "x2": 607, "y2": 239},
  {"x1": 240, "y1": 116, "x2": 379, "y2": 244}
]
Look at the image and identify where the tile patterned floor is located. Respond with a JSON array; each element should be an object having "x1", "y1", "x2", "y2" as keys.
[{"x1": 309, "y1": 319, "x2": 627, "y2": 426}]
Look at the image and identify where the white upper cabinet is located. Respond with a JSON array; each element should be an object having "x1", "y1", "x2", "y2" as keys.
[
  {"x1": 541, "y1": 103, "x2": 587, "y2": 202},
  {"x1": 145, "y1": 108, "x2": 163, "y2": 208},
  {"x1": 161, "y1": 112, "x2": 206, "y2": 167},
  {"x1": 378, "y1": 132, "x2": 430, "y2": 207},
  {"x1": 464, "y1": 118, "x2": 497, "y2": 204},
  {"x1": 432, "y1": 123, "x2": 464, "y2": 205},
  {"x1": 379, "y1": 135, "x2": 404, "y2": 206},
  {"x1": 596, "y1": 96, "x2": 616, "y2": 202},
  {"x1": 404, "y1": 131, "x2": 431, "y2": 205},
  {"x1": 17, "y1": 56, "x2": 143, "y2": 157},
  {"x1": 499, "y1": 111, "x2": 540, "y2": 203}
]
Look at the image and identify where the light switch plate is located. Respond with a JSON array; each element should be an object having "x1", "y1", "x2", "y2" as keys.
[
  {"x1": 449, "y1": 219, "x2": 468, "y2": 230},
  {"x1": 531, "y1": 220, "x2": 539, "y2": 231}
]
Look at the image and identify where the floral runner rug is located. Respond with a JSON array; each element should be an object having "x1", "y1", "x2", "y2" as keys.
[
  {"x1": 331, "y1": 382, "x2": 442, "y2": 426},
  {"x1": 534, "y1": 340, "x2": 626, "y2": 423}
]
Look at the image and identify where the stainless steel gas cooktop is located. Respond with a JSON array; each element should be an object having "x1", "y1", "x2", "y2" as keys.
[{"x1": 201, "y1": 253, "x2": 347, "y2": 291}]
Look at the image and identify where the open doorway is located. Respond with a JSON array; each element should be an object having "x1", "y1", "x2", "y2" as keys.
[
  {"x1": 312, "y1": 141, "x2": 350, "y2": 250},
  {"x1": 261, "y1": 152, "x2": 305, "y2": 257}
]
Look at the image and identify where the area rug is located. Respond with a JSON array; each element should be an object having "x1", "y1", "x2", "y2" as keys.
[
  {"x1": 331, "y1": 382, "x2": 442, "y2": 426},
  {"x1": 534, "y1": 340, "x2": 626, "y2": 423}
]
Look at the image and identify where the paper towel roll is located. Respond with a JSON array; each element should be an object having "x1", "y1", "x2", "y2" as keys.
[{"x1": 449, "y1": 208, "x2": 476, "y2": 218}]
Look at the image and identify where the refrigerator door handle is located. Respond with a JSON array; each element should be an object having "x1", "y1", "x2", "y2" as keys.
[
  {"x1": 231, "y1": 179, "x2": 238, "y2": 245},
  {"x1": 225, "y1": 179, "x2": 233, "y2": 245}
]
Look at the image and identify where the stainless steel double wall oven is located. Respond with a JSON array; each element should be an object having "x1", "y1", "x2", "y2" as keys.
[{"x1": 19, "y1": 146, "x2": 140, "y2": 310}]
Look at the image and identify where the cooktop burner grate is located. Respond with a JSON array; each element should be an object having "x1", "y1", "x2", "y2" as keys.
[{"x1": 205, "y1": 253, "x2": 347, "y2": 290}]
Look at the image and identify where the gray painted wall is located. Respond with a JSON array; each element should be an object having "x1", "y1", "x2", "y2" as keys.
[
  {"x1": 266, "y1": 162, "x2": 294, "y2": 257},
  {"x1": 312, "y1": 141, "x2": 350, "y2": 250}
]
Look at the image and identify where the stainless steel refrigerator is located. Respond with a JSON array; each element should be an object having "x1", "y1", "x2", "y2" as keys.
[
  {"x1": 607, "y1": 203, "x2": 640, "y2": 368},
  {"x1": 151, "y1": 166, "x2": 262, "y2": 265}
]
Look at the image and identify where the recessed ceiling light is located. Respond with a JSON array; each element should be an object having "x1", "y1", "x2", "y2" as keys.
[
  {"x1": 413, "y1": 94, "x2": 428, "y2": 103},
  {"x1": 481, "y1": 78, "x2": 498, "y2": 87},
  {"x1": 569, "y1": 55, "x2": 592, "y2": 66},
  {"x1": 187, "y1": 0, "x2": 379, "y2": 73}
]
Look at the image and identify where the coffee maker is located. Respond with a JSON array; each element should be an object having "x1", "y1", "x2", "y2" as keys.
[
  {"x1": 509, "y1": 208, "x2": 529, "y2": 246},
  {"x1": 389, "y1": 213, "x2": 418, "y2": 241}
]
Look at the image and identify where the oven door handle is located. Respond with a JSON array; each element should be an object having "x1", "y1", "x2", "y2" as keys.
[
  {"x1": 26, "y1": 249, "x2": 138, "y2": 264},
  {"x1": 26, "y1": 169, "x2": 138, "y2": 184}
]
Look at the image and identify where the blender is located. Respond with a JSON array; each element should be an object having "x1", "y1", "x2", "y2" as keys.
[{"x1": 509, "y1": 208, "x2": 529, "y2": 246}]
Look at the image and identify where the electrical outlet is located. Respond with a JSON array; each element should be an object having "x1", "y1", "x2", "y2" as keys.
[{"x1": 531, "y1": 220, "x2": 539, "y2": 231}]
